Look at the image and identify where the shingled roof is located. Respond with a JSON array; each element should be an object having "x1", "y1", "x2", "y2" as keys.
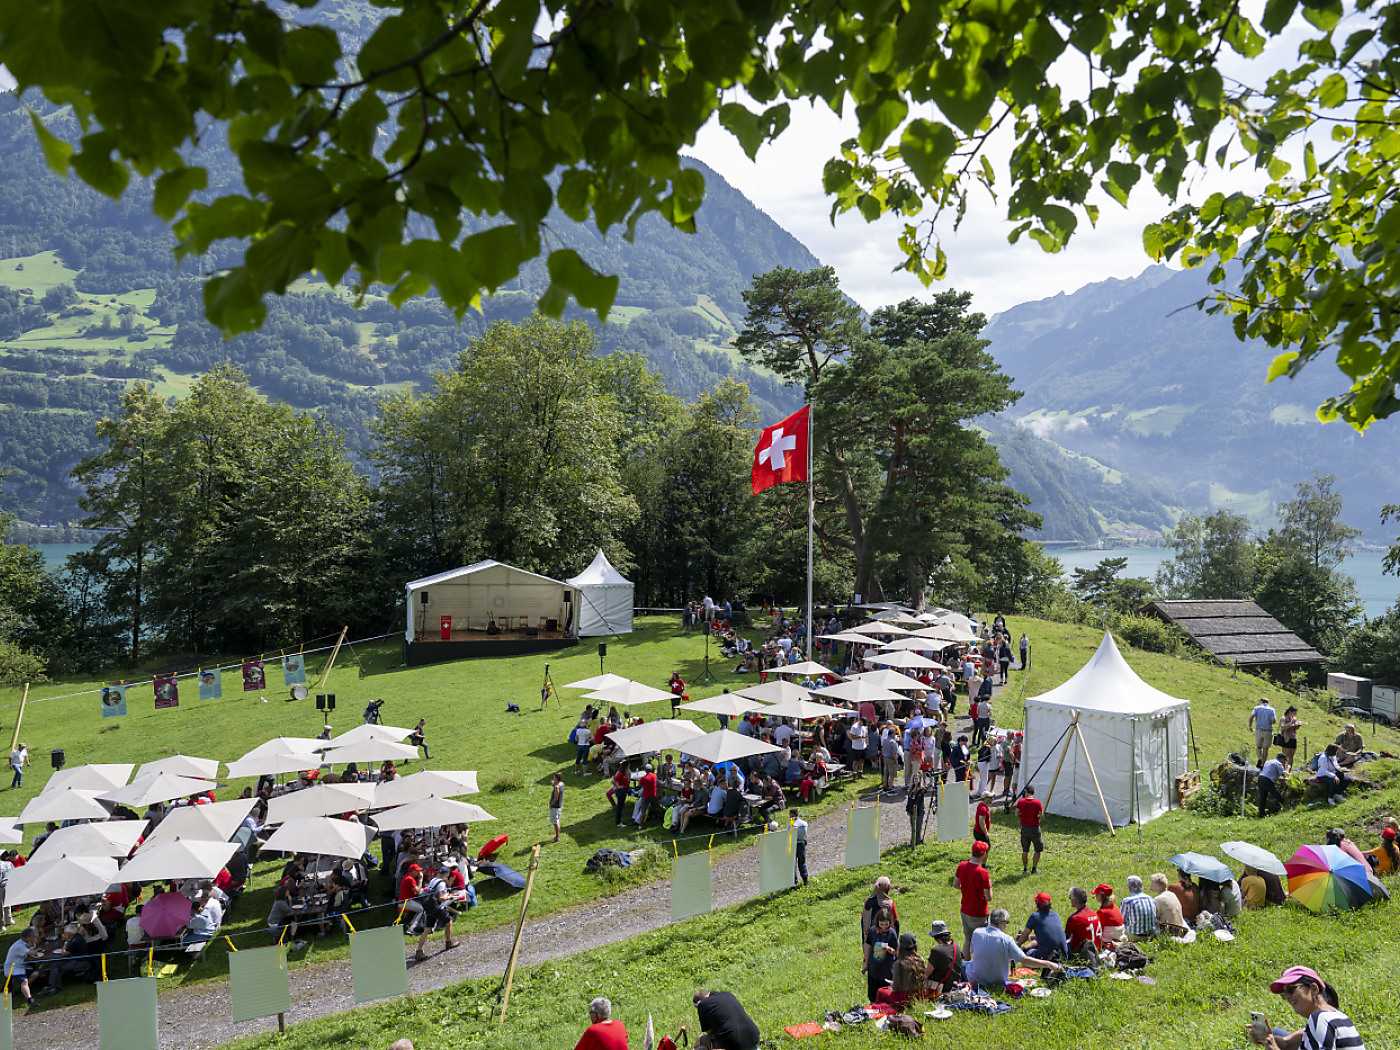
[{"x1": 1144, "y1": 600, "x2": 1324, "y2": 668}]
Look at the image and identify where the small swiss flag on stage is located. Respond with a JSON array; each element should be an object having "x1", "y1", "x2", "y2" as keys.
[{"x1": 751, "y1": 405, "x2": 810, "y2": 495}]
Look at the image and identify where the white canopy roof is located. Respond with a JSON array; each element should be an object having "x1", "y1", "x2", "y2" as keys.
[
  {"x1": 565, "y1": 549, "x2": 634, "y2": 637},
  {"x1": 566, "y1": 549, "x2": 631, "y2": 587},
  {"x1": 1030, "y1": 631, "x2": 1188, "y2": 717}
]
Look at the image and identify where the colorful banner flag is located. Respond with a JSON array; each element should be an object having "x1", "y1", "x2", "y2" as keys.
[
  {"x1": 153, "y1": 675, "x2": 179, "y2": 710},
  {"x1": 100, "y1": 684, "x2": 127, "y2": 719},
  {"x1": 242, "y1": 660, "x2": 266, "y2": 693},
  {"x1": 751, "y1": 405, "x2": 810, "y2": 494},
  {"x1": 283, "y1": 654, "x2": 307, "y2": 687},
  {"x1": 198, "y1": 668, "x2": 222, "y2": 701}
]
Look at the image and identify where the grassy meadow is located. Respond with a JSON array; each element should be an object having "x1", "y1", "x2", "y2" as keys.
[{"x1": 1, "y1": 611, "x2": 1397, "y2": 1038}]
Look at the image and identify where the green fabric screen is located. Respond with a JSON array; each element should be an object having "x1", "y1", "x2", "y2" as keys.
[
  {"x1": 844, "y1": 804, "x2": 880, "y2": 869},
  {"x1": 938, "y1": 781, "x2": 969, "y2": 841},
  {"x1": 229, "y1": 945, "x2": 291, "y2": 1023},
  {"x1": 759, "y1": 828, "x2": 796, "y2": 895},
  {"x1": 352, "y1": 926, "x2": 410, "y2": 1004},
  {"x1": 670, "y1": 851, "x2": 713, "y2": 921},
  {"x1": 98, "y1": 977, "x2": 159, "y2": 1050}
]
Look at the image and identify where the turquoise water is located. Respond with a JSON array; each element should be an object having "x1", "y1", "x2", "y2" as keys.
[
  {"x1": 36, "y1": 542, "x2": 93, "y2": 569},
  {"x1": 1047, "y1": 545, "x2": 1396, "y2": 620}
]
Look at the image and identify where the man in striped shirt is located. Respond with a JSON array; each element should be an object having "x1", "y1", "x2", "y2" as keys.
[{"x1": 1120, "y1": 875, "x2": 1159, "y2": 942}]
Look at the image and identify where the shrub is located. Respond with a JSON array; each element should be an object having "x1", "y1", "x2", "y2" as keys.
[
  {"x1": 490, "y1": 771, "x2": 523, "y2": 793},
  {"x1": 1116, "y1": 614, "x2": 1183, "y2": 655}
]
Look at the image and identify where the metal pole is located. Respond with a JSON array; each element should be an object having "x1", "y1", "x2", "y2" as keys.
[{"x1": 806, "y1": 402, "x2": 814, "y2": 663}]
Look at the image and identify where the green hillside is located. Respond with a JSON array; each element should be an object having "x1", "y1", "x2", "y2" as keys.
[{"x1": 0, "y1": 96, "x2": 808, "y2": 526}]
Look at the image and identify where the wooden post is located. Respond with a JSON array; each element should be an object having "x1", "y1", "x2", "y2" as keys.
[
  {"x1": 9, "y1": 683, "x2": 28, "y2": 751},
  {"x1": 1042, "y1": 711, "x2": 1080, "y2": 809},
  {"x1": 315, "y1": 627, "x2": 349, "y2": 694},
  {"x1": 497, "y1": 844, "x2": 541, "y2": 1023},
  {"x1": 278, "y1": 1012, "x2": 285, "y2": 1034},
  {"x1": 1072, "y1": 720, "x2": 1117, "y2": 836}
]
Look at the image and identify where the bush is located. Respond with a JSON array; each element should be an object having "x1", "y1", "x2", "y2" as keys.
[
  {"x1": 1116, "y1": 614, "x2": 1183, "y2": 654},
  {"x1": 490, "y1": 771, "x2": 523, "y2": 793},
  {"x1": 1185, "y1": 784, "x2": 1239, "y2": 818}
]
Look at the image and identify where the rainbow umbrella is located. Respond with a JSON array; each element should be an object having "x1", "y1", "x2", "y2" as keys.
[{"x1": 1284, "y1": 845, "x2": 1372, "y2": 912}]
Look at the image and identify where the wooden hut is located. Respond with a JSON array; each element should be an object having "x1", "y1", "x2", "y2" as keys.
[{"x1": 1143, "y1": 600, "x2": 1324, "y2": 681}]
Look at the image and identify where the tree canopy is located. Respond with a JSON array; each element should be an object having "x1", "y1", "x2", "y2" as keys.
[{"x1": 4, "y1": 1, "x2": 1400, "y2": 425}]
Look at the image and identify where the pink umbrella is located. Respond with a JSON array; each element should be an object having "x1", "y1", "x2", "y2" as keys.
[{"x1": 139, "y1": 890, "x2": 192, "y2": 939}]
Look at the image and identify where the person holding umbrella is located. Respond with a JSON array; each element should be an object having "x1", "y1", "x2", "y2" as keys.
[{"x1": 1246, "y1": 966, "x2": 1366, "y2": 1050}]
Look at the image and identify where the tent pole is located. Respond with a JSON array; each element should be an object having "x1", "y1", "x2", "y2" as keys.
[
  {"x1": 1187, "y1": 711, "x2": 1201, "y2": 770},
  {"x1": 805, "y1": 400, "x2": 814, "y2": 663},
  {"x1": 1043, "y1": 711, "x2": 1080, "y2": 810},
  {"x1": 1130, "y1": 718, "x2": 1141, "y2": 843},
  {"x1": 1073, "y1": 720, "x2": 1116, "y2": 836}
]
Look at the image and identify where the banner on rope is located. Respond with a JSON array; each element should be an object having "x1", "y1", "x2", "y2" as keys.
[
  {"x1": 938, "y1": 781, "x2": 970, "y2": 842},
  {"x1": 282, "y1": 654, "x2": 307, "y2": 687},
  {"x1": 97, "y1": 976, "x2": 158, "y2": 1050},
  {"x1": 759, "y1": 826, "x2": 796, "y2": 895},
  {"x1": 844, "y1": 804, "x2": 880, "y2": 869},
  {"x1": 351, "y1": 926, "x2": 409, "y2": 1004},
  {"x1": 242, "y1": 660, "x2": 266, "y2": 693},
  {"x1": 100, "y1": 684, "x2": 127, "y2": 719},
  {"x1": 198, "y1": 668, "x2": 223, "y2": 701},
  {"x1": 670, "y1": 851, "x2": 713, "y2": 922},
  {"x1": 153, "y1": 675, "x2": 179, "y2": 710},
  {"x1": 228, "y1": 945, "x2": 290, "y2": 1023}
]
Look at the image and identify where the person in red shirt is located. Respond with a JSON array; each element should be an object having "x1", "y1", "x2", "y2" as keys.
[
  {"x1": 973, "y1": 798, "x2": 992, "y2": 857},
  {"x1": 398, "y1": 863, "x2": 425, "y2": 932},
  {"x1": 1015, "y1": 784, "x2": 1045, "y2": 874},
  {"x1": 1064, "y1": 886, "x2": 1104, "y2": 958},
  {"x1": 635, "y1": 765, "x2": 660, "y2": 826},
  {"x1": 1093, "y1": 883, "x2": 1126, "y2": 943},
  {"x1": 575, "y1": 997, "x2": 628, "y2": 1050},
  {"x1": 953, "y1": 842, "x2": 992, "y2": 957}
]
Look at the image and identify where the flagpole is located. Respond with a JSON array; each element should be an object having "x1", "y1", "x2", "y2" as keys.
[{"x1": 806, "y1": 402, "x2": 814, "y2": 663}]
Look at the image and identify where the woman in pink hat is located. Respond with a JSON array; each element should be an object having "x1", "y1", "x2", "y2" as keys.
[{"x1": 1246, "y1": 965, "x2": 1364, "y2": 1050}]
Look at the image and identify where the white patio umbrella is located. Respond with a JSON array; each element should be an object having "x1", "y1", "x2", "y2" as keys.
[
  {"x1": 564, "y1": 672, "x2": 634, "y2": 691},
  {"x1": 926, "y1": 611, "x2": 978, "y2": 634},
  {"x1": 118, "y1": 839, "x2": 240, "y2": 883},
  {"x1": 44, "y1": 763, "x2": 134, "y2": 794},
  {"x1": 135, "y1": 798, "x2": 255, "y2": 853},
  {"x1": 225, "y1": 751, "x2": 325, "y2": 779},
  {"x1": 20, "y1": 788, "x2": 110, "y2": 824},
  {"x1": 770, "y1": 660, "x2": 838, "y2": 678},
  {"x1": 260, "y1": 817, "x2": 373, "y2": 860},
  {"x1": 319, "y1": 739, "x2": 420, "y2": 765},
  {"x1": 6, "y1": 854, "x2": 120, "y2": 907},
  {"x1": 30, "y1": 820, "x2": 148, "y2": 864},
  {"x1": 100, "y1": 772, "x2": 215, "y2": 809},
  {"x1": 675, "y1": 729, "x2": 783, "y2": 764},
  {"x1": 759, "y1": 698, "x2": 855, "y2": 720},
  {"x1": 373, "y1": 770, "x2": 479, "y2": 808},
  {"x1": 868, "y1": 611, "x2": 924, "y2": 625},
  {"x1": 867, "y1": 650, "x2": 942, "y2": 671},
  {"x1": 584, "y1": 681, "x2": 677, "y2": 706},
  {"x1": 733, "y1": 680, "x2": 812, "y2": 705},
  {"x1": 845, "y1": 669, "x2": 926, "y2": 691},
  {"x1": 325, "y1": 723, "x2": 413, "y2": 748},
  {"x1": 680, "y1": 694, "x2": 769, "y2": 717},
  {"x1": 135, "y1": 755, "x2": 220, "y2": 780},
  {"x1": 879, "y1": 636, "x2": 944, "y2": 652},
  {"x1": 370, "y1": 798, "x2": 496, "y2": 832},
  {"x1": 910, "y1": 624, "x2": 978, "y2": 643},
  {"x1": 812, "y1": 680, "x2": 911, "y2": 705},
  {"x1": 606, "y1": 719, "x2": 705, "y2": 756},
  {"x1": 230, "y1": 736, "x2": 326, "y2": 765},
  {"x1": 820, "y1": 631, "x2": 877, "y2": 645},
  {"x1": 0, "y1": 818, "x2": 22, "y2": 845},
  {"x1": 849, "y1": 622, "x2": 912, "y2": 637},
  {"x1": 267, "y1": 781, "x2": 379, "y2": 824}
]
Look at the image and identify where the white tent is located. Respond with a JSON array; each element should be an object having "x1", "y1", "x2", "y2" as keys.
[
  {"x1": 565, "y1": 548, "x2": 634, "y2": 636},
  {"x1": 1019, "y1": 632, "x2": 1190, "y2": 827},
  {"x1": 404, "y1": 560, "x2": 575, "y2": 639}
]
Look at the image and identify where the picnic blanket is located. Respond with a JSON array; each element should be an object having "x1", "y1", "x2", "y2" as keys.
[{"x1": 945, "y1": 1000, "x2": 1014, "y2": 1016}]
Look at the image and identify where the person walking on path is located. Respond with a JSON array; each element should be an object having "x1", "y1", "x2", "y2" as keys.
[
  {"x1": 548, "y1": 773, "x2": 564, "y2": 843},
  {"x1": 791, "y1": 808, "x2": 809, "y2": 887},
  {"x1": 1016, "y1": 785, "x2": 1045, "y2": 874},
  {"x1": 409, "y1": 719, "x2": 431, "y2": 760},
  {"x1": 1249, "y1": 698, "x2": 1277, "y2": 768}
]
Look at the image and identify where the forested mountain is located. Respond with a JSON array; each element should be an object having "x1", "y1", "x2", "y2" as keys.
[
  {"x1": 0, "y1": 94, "x2": 808, "y2": 525},
  {"x1": 982, "y1": 265, "x2": 1400, "y2": 542}
]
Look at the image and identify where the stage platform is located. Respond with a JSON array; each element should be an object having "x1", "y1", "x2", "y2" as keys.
[{"x1": 405, "y1": 629, "x2": 579, "y2": 667}]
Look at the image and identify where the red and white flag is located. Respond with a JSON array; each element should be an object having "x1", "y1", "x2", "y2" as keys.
[{"x1": 751, "y1": 405, "x2": 810, "y2": 495}]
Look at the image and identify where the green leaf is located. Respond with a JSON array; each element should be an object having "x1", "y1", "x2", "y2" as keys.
[
  {"x1": 1317, "y1": 73, "x2": 1347, "y2": 108},
  {"x1": 282, "y1": 26, "x2": 341, "y2": 84},
  {"x1": 460, "y1": 225, "x2": 531, "y2": 293},
  {"x1": 27, "y1": 109, "x2": 72, "y2": 174},
  {"x1": 1261, "y1": 0, "x2": 1298, "y2": 34},
  {"x1": 152, "y1": 167, "x2": 208, "y2": 221},
  {"x1": 855, "y1": 97, "x2": 908, "y2": 154},
  {"x1": 70, "y1": 133, "x2": 129, "y2": 198},
  {"x1": 540, "y1": 249, "x2": 618, "y2": 320},
  {"x1": 662, "y1": 167, "x2": 706, "y2": 226},
  {"x1": 719, "y1": 103, "x2": 764, "y2": 160},
  {"x1": 898, "y1": 120, "x2": 957, "y2": 191},
  {"x1": 1267, "y1": 351, "x2": 1300, "y2": 382}
]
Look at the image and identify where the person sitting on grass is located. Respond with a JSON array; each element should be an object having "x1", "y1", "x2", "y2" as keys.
[
  {"x1": 1016, "y1": 892, "x2": 1068, "y2": 961},
  {"x1": 692, "y1": 990, "x2": 760, "y2": 1050},
  {"x1": 1240, "y1": 864, "x2": 1288, "y2": 909},
  {"x1": 1167, "y1": 869, "x2": 1201, "y2": 925},
  {"x1": 924, "y1": 920, "x2": 962, "y2": 996},
  {"x1": 875, "y1": 933, "x2": 926, "y2": 1008},
  {"x1": 1246, "y1": 965, "x2": 1365, "y2": 1050},
  {"x1": 1150, "y1": 873, "x2": 1188, "y2": 938},
  {"x1": 1365, "y1": 828, "x2": 1400, "y2": 875},
  {"x1": 966, "y1": 909, "x2": 1062, "y2": 989},
  {"x1": 1120, "y1": 876, "x2": 1159, "y2": 941},
  {"x1": 1093, "y1": 884, "x2": 1126, "y2": 943},
  {"x1": 1064, "y1": 887, "x2": 1104, "y2": 960},
  {"x1": 575, "y1": 997, "x2": 628, "y2": 1050}
]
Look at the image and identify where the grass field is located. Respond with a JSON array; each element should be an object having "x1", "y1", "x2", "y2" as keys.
[{"x1": 2, "y1": 613, "x2": 1396, "y2": 1034}]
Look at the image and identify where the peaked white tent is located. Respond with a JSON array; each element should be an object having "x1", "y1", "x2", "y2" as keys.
[
  {"x1": 404, "y1": 560, "x2": 574, "y2": 639},
  {"x1": 565, "y1": 548, "x2": 633, "y2": 636},
  {"x1": 1019, "y1": 632, "x2": 1191, "y2": 827}
]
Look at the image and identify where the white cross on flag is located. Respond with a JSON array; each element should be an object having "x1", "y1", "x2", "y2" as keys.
[{"x1": 751, "y1": 405, "x2": 810, "y2": 494}]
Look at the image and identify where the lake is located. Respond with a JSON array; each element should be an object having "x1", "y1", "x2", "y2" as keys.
[{"x1": 1048, "y1": 545, "x2": 1396, "y2": 620}]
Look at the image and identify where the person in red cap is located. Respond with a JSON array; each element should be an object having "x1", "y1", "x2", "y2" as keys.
[
  {"x1": 973, "y1": 796, "x2": 992, "y2": 858},
  {"x1": 1246, "y1": 966, "x2": 1364, "y2": 1050},
  {"x1": 1094, "y1": 884, "x2": 1125, "y2": 943},
  {"x1": 953, "y1": 842, "x2": 992, "y2": 957},
  {"x1": 1364, "y1": 827, "x2": 1399, "y2": 875},
  {"x1": 398, "y1": 863, "x2": 425, "y2": 935},
  {"x1": 1015, "y1": 891, "x2": 1067, "y2": 960},
  {"x1": 1064, "y1": 886, "x2": 1104, "y2": 959},
  {"x1": 1015, "y1": 784, "x2": 1044, "y2": 874}
]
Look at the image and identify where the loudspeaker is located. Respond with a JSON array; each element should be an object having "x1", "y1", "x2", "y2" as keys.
[
  {"x1": 326, "y1": 693, "x2": 336, "y2": 711},
  {"x1": 598, "y1": 642, "x2": 607, "y2": 658},
  {"x1": 421, "y1": 592, "x2": 430, "y2": 605},
  {"x1": 564, "y1": 592, "x2": 572, "y2": 604},
  {"x1": 316, "y1": 694, "x2": 326, "y2": 710},
  {"x1": 51, "y1": 748, "x2": 65, "y2": 770}
]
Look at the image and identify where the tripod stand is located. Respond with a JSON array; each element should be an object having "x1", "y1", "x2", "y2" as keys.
[
  {"x1": 699, "y1": 621, "x2": 715, "y2": 685},
  {"x1": 541, "y1": 663, "x2": 559, "y2": 710}
]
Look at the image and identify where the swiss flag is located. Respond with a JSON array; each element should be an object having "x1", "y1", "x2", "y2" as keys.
[{"x1": 751, "y1": 405, "x2": 810, "y2": 494}]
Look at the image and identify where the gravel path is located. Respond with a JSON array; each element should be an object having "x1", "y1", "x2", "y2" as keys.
[{"x1": 17, "y1": 686, "x2": 1012, "y2": 1050}]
